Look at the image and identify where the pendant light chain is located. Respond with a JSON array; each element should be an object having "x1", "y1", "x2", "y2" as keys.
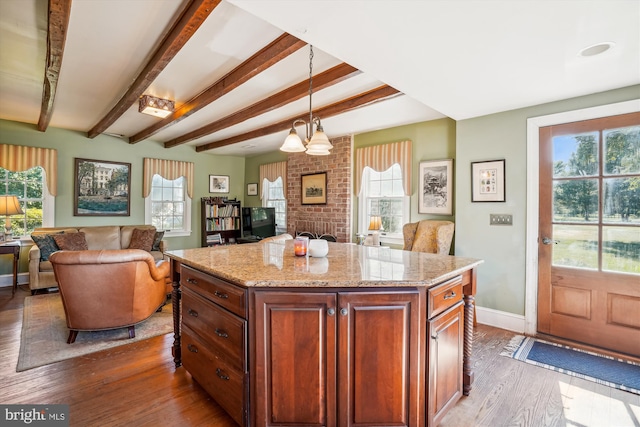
[{"x1": 308, "y1": 45, "x2": 314, "y2": 138}]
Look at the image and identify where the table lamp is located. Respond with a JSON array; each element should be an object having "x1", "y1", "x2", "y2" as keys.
[
  {"x1": 0, "y1": 195, "x2": 24, "y2": 241},
  {"x1": 367, "y1": 215, "x2": 383, "y2": 246}
]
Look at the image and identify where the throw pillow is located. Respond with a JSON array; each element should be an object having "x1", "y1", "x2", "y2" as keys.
[
  {"x1": 151, "y1": 230, "x2": 164, "y2": 252},
  {"x1": 53, "y1": 232, "x2": 89, "y2": 251},
  {"x1": 128, "y1": 228, "x2": 156, "y2": 252},
  {"x1": 31, "y1": 233, "x2": 62, "y2": 261}
]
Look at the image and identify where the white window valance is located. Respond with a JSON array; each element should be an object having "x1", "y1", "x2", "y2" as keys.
[
  {"x1": 143, "y1": 158, "x2": 194, "y2": 198},
  {"x1": 259, "y1": 161, "x2": 287, "y2": 200},
  {"x1": 0, "y1": 144, "x2": 58, "y2": 196},
  {"x1": 355, "y1": 140, "x2": 412, "y2": 196}
]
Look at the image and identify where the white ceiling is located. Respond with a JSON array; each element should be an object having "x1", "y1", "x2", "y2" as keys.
[{"x1": 0, "y1": 0, "x2": 638, "y2": 157}]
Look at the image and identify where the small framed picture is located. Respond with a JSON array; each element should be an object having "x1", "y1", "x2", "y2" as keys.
[
  {"x1": 209, "y1": 175, "x2": 229, "y2": 193},
  {"x1": 419, "y1": 159, "x2": 453, "y2": 215},
  {"x1": 471, "y1": 159, "x2": 505, "y2": 202},
  {"x1": 247, "y1": 183, "x2": 258, "y2": 196},
  {"x1": 301, "y1": 172, "x2": 327, "y2": 205}
]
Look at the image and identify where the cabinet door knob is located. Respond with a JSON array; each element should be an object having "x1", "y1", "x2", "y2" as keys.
[
  {"x1": 214, "y1": 290, "x2": 229, "y2": 299},
  {"x1": 340, "y1": 308, "x2": 348, "y2": 316},
  {"x1": 216, "y1": 368, "x2": 230, "y2": 381},
  {"x1": 187, "y1": 344, "x2": 198, "y2": 353},
  {"x1": 327, "y1": 308, "x2": 335, "y2": 316},
  {"x1": 188, "y1": 308, "x2": 198, "y2": 317},
  {"x1": 215, "y1": 328, "x2": 228, "y2": 338}
]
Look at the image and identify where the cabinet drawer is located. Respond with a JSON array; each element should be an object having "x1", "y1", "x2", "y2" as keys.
[
  {"x1": 182, "y1": 325, "x2": 246, "y2": 426},
  {"x1": 181, "y1": 265, "x2": 246, "y2": 318},
  {"x1": 428, "y1": 275, "x2": 463, "y2": 319},
  {"x1": 182, "y1": 286, "x2": 246, "y2": 370}
]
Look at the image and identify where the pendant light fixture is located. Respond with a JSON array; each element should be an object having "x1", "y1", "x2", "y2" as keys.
[{"x1": 280, "y1": 45, "x2": 333, "y2": 155}]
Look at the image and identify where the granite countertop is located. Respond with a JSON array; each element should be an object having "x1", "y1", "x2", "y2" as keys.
[{"x1": 166, "y1": 241, "x2": 483, "y2": 289}]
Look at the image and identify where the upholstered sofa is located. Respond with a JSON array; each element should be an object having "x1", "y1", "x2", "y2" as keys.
[
  {"x1": 50, "y1": 249, "x2": 170, "y2": 343},
  {"x1": 402, "y1": 220, "x2": 455, "y2": 255},
  {"x1": 29, "y1": 225, "x2": 167, "y2": 293}
]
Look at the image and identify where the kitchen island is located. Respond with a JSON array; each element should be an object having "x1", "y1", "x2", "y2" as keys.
[{"x1": 166, "y1": 241, "x2": 482, "y2": 427}]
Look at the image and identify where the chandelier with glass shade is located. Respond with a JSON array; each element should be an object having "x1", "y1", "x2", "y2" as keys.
[{"x1": 280, "y1": 45, "x2": 333, "y2": 156}]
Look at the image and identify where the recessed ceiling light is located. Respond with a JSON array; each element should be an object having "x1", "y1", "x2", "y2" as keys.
[{"x1": 578, "y1": 42, "x2": 615, "y2": 57}]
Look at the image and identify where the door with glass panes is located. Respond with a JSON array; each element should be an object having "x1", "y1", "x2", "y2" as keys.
[{"x1": 538, "y1": 112, "x2": 640, "y2": 356}]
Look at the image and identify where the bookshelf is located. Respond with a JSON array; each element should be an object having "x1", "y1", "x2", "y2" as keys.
[{"x1": 201, "y1": 197, "x2": 242, "y2": 247}]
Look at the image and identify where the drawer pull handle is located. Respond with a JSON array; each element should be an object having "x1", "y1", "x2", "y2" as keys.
[
  {"x1": 187, "y1": 344, "x2": 198, "y2": 353},
  {"x1": 186, "y1": 278, "x2": 198, "y2": 284},
  {"x1": 443, "y1": 291, "x2": 457, "y2": 300},
  {"x1": 215, "y1": 328, "x2": 228, "y2": 338},
  {"x1": 188, "y1": 308, "x2": 198, "y2": 317},
  {"x1": 216, "y1": 368, "x2": 230, "y2": 381},
  {"x1": 214, "y1": 290, "x2": 229, "y2": 299}
]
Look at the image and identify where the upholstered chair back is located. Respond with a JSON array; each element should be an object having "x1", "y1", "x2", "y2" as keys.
[{"x1": 402, "y1": 220, "x2": 455, "y2": 255}]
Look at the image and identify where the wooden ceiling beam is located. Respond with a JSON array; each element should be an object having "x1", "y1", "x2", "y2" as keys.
[
  {"x1": 86, "y1": 0, "x2": 221, "y2": 139},
  {"x1": 129, "y1": 33, "x2": 306, "y2": 144},
  {"x1": 164, "y1": 63, "x2": 360, "y2": 148},
  {"x1": 195, "y1": 85, "x2": 400, "y2": 152},
  {"x1": 37, "y1": 0, "x2": 72, "y2": 132}
]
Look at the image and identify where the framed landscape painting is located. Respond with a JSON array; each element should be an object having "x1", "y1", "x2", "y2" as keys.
[
  {"x1": 209, "y1": 175, "x2": 229, "y2": 193},
  {"x1": 74, "y1": 158, "x2": 131, "y2": 216},
  {"x1": 418, "y1": 159, "x2": 453, "y2": 215},
  {"x1": 301, "y1": 172, "x2": 327, "y2": 205}
]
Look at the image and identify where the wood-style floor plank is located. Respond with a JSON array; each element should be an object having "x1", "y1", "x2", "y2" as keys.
[{"x1": 1, "y1": 286, "x2": 638, "y2": 426}]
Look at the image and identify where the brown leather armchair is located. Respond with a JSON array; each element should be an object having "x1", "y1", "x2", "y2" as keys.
[
  {"x1": 402, "y1": 220, "x2": 455, "y2": 255},
  {"x1": 49, "y1": 249, "x2": 170, "y2": 344}
]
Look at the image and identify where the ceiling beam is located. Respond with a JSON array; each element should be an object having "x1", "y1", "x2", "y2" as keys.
[
  {"x1": 86, "y1": 0, "x2": 221, "y2": 139},
  {"x1": 195, "y1": 85, "x2": 400, "y2": 152},
  {"x1": 37, "y1": 0, "x2": 72, "y2": 132},
  {"x1": 129, "y1": 33, "x2": 306, "y2": 144},
  {"x1": 164, "y1": 63, "x2": 361, "y2": 148}
]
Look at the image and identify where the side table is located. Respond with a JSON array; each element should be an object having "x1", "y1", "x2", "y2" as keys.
[{"x1": 0, "y1": 242, "x2": 20, "y2": 295}]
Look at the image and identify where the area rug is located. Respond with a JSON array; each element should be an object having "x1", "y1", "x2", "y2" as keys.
[
  {"x1": 501, "y1": 335, "x2": 640, "y2": 395},
  {"x1": 17, "y1": 293, "x2": 173, "y2": 372}
]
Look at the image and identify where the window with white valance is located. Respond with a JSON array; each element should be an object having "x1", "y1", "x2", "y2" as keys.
[
  {"x1": 143, "y1": 158, "x2": 194, "y2": 237},
  {"x1": 260, "y1": 161, "x2": 287, "y2": 234}
]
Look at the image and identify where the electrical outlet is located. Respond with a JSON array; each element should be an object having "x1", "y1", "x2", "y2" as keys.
[{"x1": 490, "y1": 214, "x2": 513, "y2": 226}]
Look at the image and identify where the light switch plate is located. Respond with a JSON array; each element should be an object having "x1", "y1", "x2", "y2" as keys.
[{"x1": 490, "y1": 214, "x2": 513, "y2": 226}]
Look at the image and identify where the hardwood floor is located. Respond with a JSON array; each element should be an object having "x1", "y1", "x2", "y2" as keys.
[{"x1": 1, "y1": 286, "x2": 638, "y2": 427}]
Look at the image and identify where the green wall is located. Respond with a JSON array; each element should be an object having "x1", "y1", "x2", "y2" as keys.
[
  {"x1": 243, "y1": 151, "x2": 288, "y2": 207},
  {"x1": 0, "y1": 119, "x2": 246, "y2": 277},
  {"x1": 455, "y1": 85, "x2": 640, "y2": 316},
  {"x1": 353, "y1": 118, "x2": 457, "y2": 245}
]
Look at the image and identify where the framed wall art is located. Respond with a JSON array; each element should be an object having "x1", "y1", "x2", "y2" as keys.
[
  {"x1": 301, "y1": 172, "x2": 327, "y2": 205},
  {"x1": 74, "y1": 158, "x2": 131, "y2": 216},
  {"x1": 418, "y1": 159, "x2": 453, "y2": 215},
  {"x1": 209, "y1": 175, "x2": 229, "y2": 193},
  {"x1": 247, "y1": 183, "x2": 258, "y2": 196},
  {"x1": 471, "y1": 159, "x2": 506, "y2": 202}
]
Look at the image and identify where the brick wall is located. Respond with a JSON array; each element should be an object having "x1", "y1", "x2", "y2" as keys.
[{"x1": 286, "y1": 135, "x2": 351, "y2": 242}]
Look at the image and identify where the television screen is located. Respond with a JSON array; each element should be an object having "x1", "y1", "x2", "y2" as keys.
[{"x1": 243, "y1": 207, "x2": 276, "y2": 239}]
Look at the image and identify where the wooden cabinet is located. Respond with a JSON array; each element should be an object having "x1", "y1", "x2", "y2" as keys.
[
  {"x1": 180, "y1": 266, "x2": 248, "y2": 426},
  {"x1": 253, "y1": 290, "x2": 422, "y2": 427},
  {"x1": 426, "y1": 276, "x2": 464, "y2": 427},
  {"x1": 201, "y1": 197, "x2": 241, "y2": 246}
]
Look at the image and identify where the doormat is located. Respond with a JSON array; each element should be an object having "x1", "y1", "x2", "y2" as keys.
[{"x1": 501, "y1": 335, "x2": 640, "y2": 395}]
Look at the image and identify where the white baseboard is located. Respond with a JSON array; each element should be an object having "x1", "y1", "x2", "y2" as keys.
[
  {"x1": 0, "y1": 272, "x2": 29, "y2": 287},
  {"x1": 476, "y1": 306, "x2": 525, "y2": 334}
]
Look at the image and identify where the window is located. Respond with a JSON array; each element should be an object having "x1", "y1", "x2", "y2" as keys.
[
  {"x1": 145, "y1": 174, "x2": 191, "y2": 237},
  {"x1": 359, "y1": 164, "x2": 409, "y2": 244},
  {"x1": 0, "y1": 166, "x2": 53, "y2": 236},
  {"x1": 263, "y1": 177, "x2": 287, "y2": 234}
]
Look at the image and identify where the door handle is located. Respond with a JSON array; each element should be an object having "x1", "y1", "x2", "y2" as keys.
[{"x1": 542, "y1": 237, "x2": 559, "y2": 245}]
